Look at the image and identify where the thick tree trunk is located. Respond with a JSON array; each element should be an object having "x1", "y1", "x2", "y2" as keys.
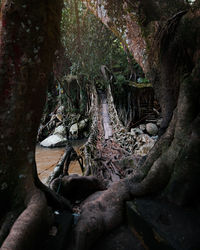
[
  {"x1": 0, "y1": 0, "x2": 199, "y2": 249},
  {"x1": 79, "y1": 0, "x2": 200, "y2": 204},
  {"x1": 72, "y1": 2, "x2": 200, "y2": 249},
  {"x1": 0, "y1": 1, "x2": 64, "y2": 249}
]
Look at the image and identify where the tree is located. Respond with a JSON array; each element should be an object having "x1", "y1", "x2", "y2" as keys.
[
  {"x1": 73, "y1": 0, "x2": 200, "y2": 249},
  {"x1": 0, "y1": 0, "x2": 200, "y2": 250},
  {"x1": 0, "y1": 1, "x2": 71, "y2": 249}
]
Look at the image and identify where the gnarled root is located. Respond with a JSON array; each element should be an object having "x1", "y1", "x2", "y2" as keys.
[
  {"x1": 1, "y1": 189, "x2": 52, "y2": 250},
  {"x1": 36, "y1": 178, "x2": 72, "y2": 211},
  {"x1": 50, "y1": 174, "x2": 106, "y2": 202},
  {"x1": 72, "y1": 114, "x2": 177, "y2": 250},
  {"x1": 73, "y1": 181, "x2": 130, "y2": 250}
]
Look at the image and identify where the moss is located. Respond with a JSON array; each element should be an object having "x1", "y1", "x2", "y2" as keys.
[{"x1": 129, "y1": 82, "x2": 152, "y2": 88}]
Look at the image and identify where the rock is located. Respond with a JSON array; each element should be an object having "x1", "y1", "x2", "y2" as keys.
[
  {"x1": 134, "y1": 133, "x2": 155, "y2": 156},
  {"x1": 69, "y1": 123, "x2": 78, "y2": 138},
  {"x1": 137, "y1": 133, "x2": 154, "y2": 144},
  {"x1": 40, "y1": 134, "x2": 67, "y2": 147},
  {"x1": 135, "y1": 141, "x2": 155, "y2": 156},
  {"x1": 79, "y1": 119, "x2": 88, "y2": 130},
  {"x1": 151, "y1": 135, "x2": 158, "y2": 140},
  {"x1": 130, "y1": 128, "x2": 143, "y2": 137},
  {"x1": 146, "y1": 123, "x2": 158, "y2": 135},
  {"x1": 56, "y1": 106, "x2": 65, "y2": 122},
  {"x1": 69, "y1": 119, "x2": 88, "y2": 139},
  {"x1": 139, "y1": 124, "x2": 146, "y2": 131},
  {"x1": 133, "y1": 128, "x2": 143, "y2": 134},
  {"x1": 54, "y1": 125, "x2": 66, "y2": 136}
]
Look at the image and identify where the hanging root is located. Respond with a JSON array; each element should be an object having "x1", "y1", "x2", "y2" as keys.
[{"x1": 1, "y1": 189, "x2": 52, "y2": 250}]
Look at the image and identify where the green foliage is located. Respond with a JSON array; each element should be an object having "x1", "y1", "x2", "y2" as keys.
[
  {"x1": 137, "y1": 77, "x2": 149, "y2": 83},
  {"x1": 61, "y1": 0, "x2": 115, "y2": 86},
  {"x1": 60, "y1": 0, "x2": 145, "y2": 103}
]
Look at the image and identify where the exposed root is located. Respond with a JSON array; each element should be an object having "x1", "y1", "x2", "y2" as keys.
[
  {"x1": 72, "y1": 158, "x2": 173, "y2": 250},
  {"x1": 38, "y1": 180, "x2": 72, "y2": 211},
  {"x1": 71, "y1": 109, "x2": 178, "y2": 250},
  {"x1": 73, "y1": 181, "x2": 130, "y2": 250},
  {"x1": 0, "y1": 211, "x2": 21, "y2": 246},
  {"x1": 1, "y1": 189, "x2": 52, "y2": 250},
  {"x1": 50, "y1": 175, "x2": 106, "y2": 202},
  {"x1": 34, "y1": 162, "x2": 72, "y2": 211}
]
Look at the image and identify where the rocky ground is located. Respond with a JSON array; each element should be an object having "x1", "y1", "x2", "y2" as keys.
[{"x1": 38, "y1": 105, "x2": 90, "y2": 148}]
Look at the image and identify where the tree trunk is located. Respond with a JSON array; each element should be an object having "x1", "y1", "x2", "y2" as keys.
[
  {"x1": 0, "y1": 1, "x2": 67, "y2": 249},
  {"x1": 0, "y1": 0, "x2": 200, "y2": 249},
  {"x1": 73, "y1": 1, "x2": 200, "y2": 249}
]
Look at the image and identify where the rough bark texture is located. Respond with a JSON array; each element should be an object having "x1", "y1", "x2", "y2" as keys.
[
  {"x1": 0, "y1": 0, "x2": 200, "y2": 249},
  {"x1": 73, "y1": 1, "x2": 200, "y2": 249},
  {"x1": 0, "y1": 1, "x2": 65, "y2": 249},
  {"x1": 79, "y1": 1, "x2": 200, "y2": 203}
]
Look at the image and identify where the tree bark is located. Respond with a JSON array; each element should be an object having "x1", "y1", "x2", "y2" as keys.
[
  {"x1": 0, "y1": 0, "x2": 199, "y2": 249},
  {"x1": 0, "y1": 1, "x2": 65, "y2": 249},
  {"x1": 72, "y1": 1, "x2": 200, "y2": 249}
]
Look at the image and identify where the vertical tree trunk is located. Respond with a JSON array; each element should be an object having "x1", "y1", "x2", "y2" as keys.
[{"x1": 0, "y1": 1, "x2": 63, "y2": 249}]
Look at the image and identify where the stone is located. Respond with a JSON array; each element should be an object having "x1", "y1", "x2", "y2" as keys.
[
  {"x1": 54, "y1": 125, "x2": 66, "y2": 136},
  {"x1": 56, "y1": 106, "x2": 65, "y2": 122},
  {"x1": 135, "y1": 141, "x2": 155, "y2": 156},
  {"x1": 131, "y1": 128, "x2": 143, "y2": 135},
  {"x1": 69, "y1": 123, "x2": 78, "y2": 136},
  {"x1": 139, "y1": 124, "x2": 146, "y2": 131},
  {"x1": 137, "y1": 133, "x2": 154, "y2": 144},
  {"x1": 79, "y1": 119, "x2": 88, "y2": 130},
  {"x1": 146, "y1": 123, "x2": 158, "y2": 135},
  {"x1": 151, "y1": 135, "x2": 158, "y2": 140},
  {"x1": 69, "y1": 119, "x2": 88, "y2": 139},
  {"x1": 40, "y1": 134, "x2": 67, "y2": 147}
]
